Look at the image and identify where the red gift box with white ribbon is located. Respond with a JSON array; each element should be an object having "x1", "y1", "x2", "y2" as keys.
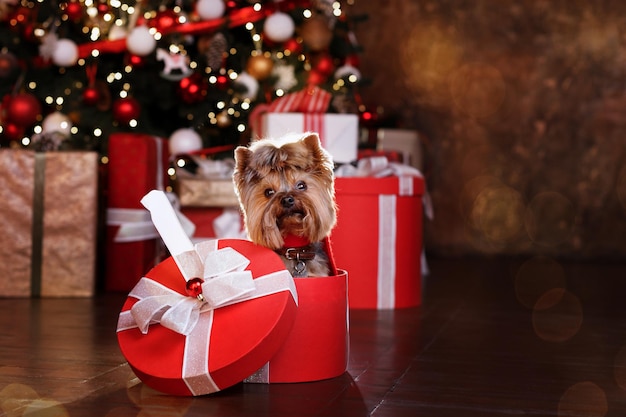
[
  {"x1": 332, "y1": 157, "x2": 426, "y2": 309},
  {"x1": 105, "y1": 133, "x2": 170, "y2": 292},
  {"x1": 117, "y1": 191, "x2": 298, "y2": 396}
]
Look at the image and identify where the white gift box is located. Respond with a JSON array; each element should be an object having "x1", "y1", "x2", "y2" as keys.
[
  {"x1": 258, "y1": 113, "x2": 358, "y2": 164},
  {"x1": 376, "y1": 129, "x2": 423, "y2": 170}
]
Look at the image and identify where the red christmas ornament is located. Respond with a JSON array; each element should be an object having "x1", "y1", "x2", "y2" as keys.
[
  {"x1": 112, "y1": 97, "x2": 141, "y2": 124},
  {"x1": 178, "y1": 73, "x2": 208, "y2": 104},
  {"x1": 314, "y1": 54, "x2": 334, "y2": 76},
  {"x1": 151, "y1": 9, "x2": 180, "y2": 33},
  {"x1": 216, "y1": 74, "x2": 229, "y2": 90},
  {"x1": 1, "y1": 122, "x2": 24, "y2": 142},
  {"x1": 6, "y1": 93, "x2": 41, "y2": 127},
  {"x1": 283, "y1": 38, "x2": 302, "y2": 55},
  {"x1": 306, "y1": 69, "x2": 326, "y2": 86},
  {"x1": 63, "y1": 1, "x2": 84, "y2": 21},
  {"x1": 21, "y1": 23, "x2": 40, "y2": 43},
  {"x1": 0, "y1": 52, "x2": 18, "y2": 78},
  {"x1": 359, "y1": 107, "x2": 379, "y2": 127},
  {"x1": 344, "y1": 54, "x2": 360, "y2": 68},
  {"x1": 82, "y1": 86, "x2": 100, "y2": 106},
  {"x1": 97, "y1": 3, "x2": 110, "y2": 15},
  {"x1": 126, "y1": 54, "x2": 145, "y2": 67},
  {"x1": 185, "y1": 277, "x2": 205, "y2": 299}
]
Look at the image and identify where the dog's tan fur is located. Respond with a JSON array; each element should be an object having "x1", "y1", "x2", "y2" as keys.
[{"x1": 233, "y1": 133, "x2": 336, "y2": 276}]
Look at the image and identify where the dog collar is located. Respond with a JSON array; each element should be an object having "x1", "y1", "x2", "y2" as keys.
[
  {"x1": 278, "y1": 245, "x2": 317, "y2": 261},
  {"x1": 277, "y1": 237, "x2": 317, "y2": 277}
]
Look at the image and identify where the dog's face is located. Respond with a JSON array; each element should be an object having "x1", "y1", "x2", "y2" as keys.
[{"x1": 233, "y1": 133, "x2": 336, "y2": 250}]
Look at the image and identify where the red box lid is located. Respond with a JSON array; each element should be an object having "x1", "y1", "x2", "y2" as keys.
[{"x1": 117, "y1": 239, "x2": 298, "y2": 396}]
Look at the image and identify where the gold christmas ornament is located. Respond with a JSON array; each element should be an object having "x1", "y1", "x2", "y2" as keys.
[
  {"x1": 299, "y1": 15, "x2": 333, "y2": 52},
  {"x1": 246, "y1": 54, "x2": 274, "y2": 80},
  {"x1": 216, "y1": 110, "x2": 232, "y2": 128}
]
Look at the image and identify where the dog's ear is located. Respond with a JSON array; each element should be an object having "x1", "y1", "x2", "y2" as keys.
[
  {"x1": 233, "y1": 146, "x2": 253, "y2": 186},
  {"x1": 301, "y1": 133, "x2": 323, "y2": 154},
  {"x1": 301, "y1": 133, "x2": 333, "y2": 169},
  {"x1": 234, "y1": 146, "x2": 252, "y2": 170}
]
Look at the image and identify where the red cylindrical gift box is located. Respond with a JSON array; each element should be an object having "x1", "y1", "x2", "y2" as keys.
[{"x1": 332, "y1": 176, "x2": 424, "y2": 309}]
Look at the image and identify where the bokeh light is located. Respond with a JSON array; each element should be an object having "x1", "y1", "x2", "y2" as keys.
[
  {"x1": 613, "y1": 344, "x2": 626, "y2": 391},
  {"x1": 469, "y1": 183, "x2": 525, "y2": 244},
  {"x1": 558, "y1": 381, "x2": 607, "y2": 417},
  {"x1": 0, "y1": 383, "x2": 39, "y2": 415},
  {"x1": 532, "y1": 288, "x2": 583, "y2": 343},
  {"x1": 401, "y1": 22, "x2": 462, "y2": 105}
]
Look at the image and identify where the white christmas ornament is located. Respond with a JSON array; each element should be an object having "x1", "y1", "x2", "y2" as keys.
[
  {"x1": 263, "y1": 12, "x2": 295, "y2": 43},
  {"x1": 42, "y1": 111, "x2": 72, "y2": 136},
  {"x1": 52, "y1": 38, "x2": 79, "y2": 67},
  {"x1": 126, "y1": 26, "x2": 156, "y2": 56},
  {"x1": 196, "y1": 0, "x2": 225, "y2": 20},
  {"x1": 272, "y1": 64, "x2": 297, "y2": 91},
  {"x1": 156, "y1": 48, "x2": 192, "y2": 81},
  {"x1": 234, "y1": 72, "x2": 259, "y2": 100},
  {"x1": 169, "y1": 128, "x2": 203, "y2": 155},
  {"x1": 334, "y1": 64, "x2": 362, "y2": 81},
  {"x1": 39, "y1": 33, "x2": 58, "y2": 61}
]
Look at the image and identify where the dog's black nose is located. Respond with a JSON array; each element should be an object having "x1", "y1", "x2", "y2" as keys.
[{"x1": 281, "y1": 195, "x2": 295, "y2": 208}]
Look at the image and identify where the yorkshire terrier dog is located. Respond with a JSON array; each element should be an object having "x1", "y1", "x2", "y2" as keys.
[{"x1": 233, "y1": 133, "x2": 336, "y2": 277}]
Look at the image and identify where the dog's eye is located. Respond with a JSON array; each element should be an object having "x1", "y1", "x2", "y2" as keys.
[
  {"x1": 295, "y1": 181, "x2": 307, "y2": 191},
  {"x1": 264, "y1": 189, "x2": 275, "y2": 198}
]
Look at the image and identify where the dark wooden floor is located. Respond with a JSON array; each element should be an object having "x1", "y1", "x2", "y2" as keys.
[{"x1": 2, "y1": 256, "x2": 626, "y2": 416}]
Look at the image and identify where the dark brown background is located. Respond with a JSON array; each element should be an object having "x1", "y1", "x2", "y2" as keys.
[{"x1": 351, "y1": 0, "x2": 626, "y2": 260}]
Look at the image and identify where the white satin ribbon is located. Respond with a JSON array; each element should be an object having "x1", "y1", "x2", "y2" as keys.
[
  {"x1": 117, "y1": 265, "x2": 296, "y2": 336},
  {"x1": 107, "y1": 193, "x2": 195, "y2": 243},
  {"x1": 119, "y1": 245, "x2": 253, "y2": 335},
  {"x1": 377, "y1": 195, "x2": 397, "y2": 309},
  {"x1": 335, "y1": 156, "x2": 424, "y2": 184},
  {"x1": 107, "y1": 208, "x2": 159, "y2": 242}
]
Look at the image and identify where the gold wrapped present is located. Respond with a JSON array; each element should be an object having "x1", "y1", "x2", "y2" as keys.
[
  {"x1": 174, "y1": 157, "x2": 239, "y2": 208},
  {"x1": 176, "y1": 178, "x2": 240, "y2": 207},
  {"x1": 0, "y1": 150, "x2": 98, "y2": 297}
]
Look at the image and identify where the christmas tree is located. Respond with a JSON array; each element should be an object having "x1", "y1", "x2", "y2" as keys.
[{"x1": 0, "y1": 0, "x2": 366, "y2": 155}]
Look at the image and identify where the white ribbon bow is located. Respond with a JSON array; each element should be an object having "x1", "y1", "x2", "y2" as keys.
[
  {"x1": 334, "y1": 156, "x2": 424, "y2": 178},
  {"x1": 129, "y1": 245, "x2": 255, "y2": 335}
]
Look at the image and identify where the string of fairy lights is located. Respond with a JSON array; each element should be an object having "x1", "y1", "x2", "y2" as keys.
[{"x1": 0, "y1": 0, "x2": 363, "y2": 152}]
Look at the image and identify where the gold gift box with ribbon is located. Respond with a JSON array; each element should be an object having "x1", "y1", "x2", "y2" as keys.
[{"x1": 0, "y1": 150, "x2": 98, "y2": 297}]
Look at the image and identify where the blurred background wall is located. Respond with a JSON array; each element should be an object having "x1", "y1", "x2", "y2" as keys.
[{"x1": 352, "y1": 0, "x2": 626, "y2": 260}]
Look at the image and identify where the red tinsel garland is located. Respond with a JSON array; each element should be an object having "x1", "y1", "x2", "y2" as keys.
[{"x1": 77, "y1": 1, "x2": 313, "y2": 59}]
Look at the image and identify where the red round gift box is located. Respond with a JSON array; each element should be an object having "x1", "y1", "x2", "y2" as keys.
[{"x1": 117, "y1": 239, "x2": 298, "y2": 396}]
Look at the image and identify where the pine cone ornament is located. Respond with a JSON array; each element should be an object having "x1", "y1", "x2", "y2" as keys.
[{"x1": 202, "y1": 32, "x2": 228, "y2": 71}]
